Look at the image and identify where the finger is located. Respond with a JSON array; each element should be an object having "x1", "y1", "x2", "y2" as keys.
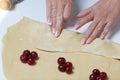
[
  {"x1": 46, "y1": 0, "x2": 52, "y2": 23},
  {"x1": 77, "y1": 7, "x2": 92, "y2": 18},
  {"x1": 100, "y1": 22, "x2": 113, "y2": 39},
  {"x1": 74, "y1": 13, "x2": 93, "y2": 30},
  {"x1": 63, "y1": 0, "x2": 72, "y2": 22},
  {"x1": 86, "y1": 21, "x2": 106, "y2": 44},
  {"x1": 55, "y1": 0, "x2": 64, "y2": 37},
  {"x1": 81, "y1": 20, "x2": 99, "y2": 45},
  {"x1": 76, "y1": 0, "x2": 101, "y2": 18},
  {"x1": 51, "y1": 15, "x2": 56, "y2": 34},
  {"x1": 51, "y1": 0, "x2": 57, "y2": 35},
  {"x1": 55, "y1": 17, "x2": 63, "y2": 37}
]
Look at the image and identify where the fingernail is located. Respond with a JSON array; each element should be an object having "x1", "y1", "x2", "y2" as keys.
[
  {"x1": 52, "y1": 28, "x2": 56, "y2": 35},
  {"x1": 47, "y1": 18, "x2": 52, "y2": 25},
  {"x1": 86, "y1": 38, "x2": 91, "y2": 44},
  {"x1": 55, "y1": 31, "x2": 59, "y2": 37},
  {"x1": 47, "y1": 17, "x2": 50, "y2": 22},
  {"x1": 48, "y1": 22, "x2": 52, "y2": 25},
  {"x1": 81, "y1": 38, "x2": 86, "y2": 45},
  {"x1": 100, "y1": 35, "x2": 104, "y2": 40},
  {"x1": 55, "y1": 30, "x2": 60, "y2": 37},
  {"x1": 74, "y1": 25, "x2": 78, "y2": 30}
]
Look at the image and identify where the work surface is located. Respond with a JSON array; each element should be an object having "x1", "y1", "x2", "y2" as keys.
[{"x1": 0, "y1": 0, "x2": 120, "y2": 79}]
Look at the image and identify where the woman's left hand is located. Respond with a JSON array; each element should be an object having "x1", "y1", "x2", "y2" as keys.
[{"x1": 74, "y1": 0, "x2": 120, "y2": 44}]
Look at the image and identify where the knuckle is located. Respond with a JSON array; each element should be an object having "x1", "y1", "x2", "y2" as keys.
[
  {"x1": 90, "y1": 34, "x2": 96, "y2": 39},
  {"x1": 52, "y1": 10, "x2": 57, "y2": 16},
  {"x1": 106, "y1": 17, "x2": 115, "y2": 23},
  {"x1": 77, "y1": 21, "x2": 82, "y2": 25},
  {"x1": 84, "y1": 33, "x2": 90, "y2": 39},
  {"x1": 82, "y1": 18, "x2": 87, "y2": 23},
  {"x1": 107, "y1": 19, "x2": 114, "y2": 23},
  {"x1": 104, "y1": 29, "x2": 109, "y2": 33},
  {"x1": 97, "y1": 27, "x2": 102, "y2": 31},
  {"x1": 56, "y1": 19, "x2": 62, "y2": 26},
  {"x1": 85, "y1": 15, "x2": 91, "y2": 20},
  {"x1": 102, "y1": 30, "x2": 109, "y2": 36},
  {"x1": 52, "y1": 15, "x2": 56, "y2": 18},
  {"x1": 89, "y1": 26, "x2": 94, "y2": 31},
  {"x1": 57, "y1": 16, "x2": 63, "y2": 20}
]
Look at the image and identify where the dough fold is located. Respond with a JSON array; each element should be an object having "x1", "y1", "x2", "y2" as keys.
[{"x1": 8, "y1": 17, "x2": 120, "y2": 59}]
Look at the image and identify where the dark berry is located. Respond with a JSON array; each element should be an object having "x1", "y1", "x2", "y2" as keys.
[
  {"x1": 31, "y1": 51, "x2": 38, "y2": 59},
  {"x1": 97, "y1": 77, "x2": 105, "y2": 80},
  {"x1": 58, "y1": 64, "x2": 66, "y2": 72},
  {"x1": 66, "y1": 62, "x2": 73, "y2": 68},
  {"x1": 65, "y1": 66, "x2": 72, "y2": 74},
  {"x1": 20, "y1": 55, "x2": 28, "y2": 63},
  {"x1": 23, "y1": 50, "x2": 31, "y2": 57},
  {"x1": 57, "y1": 57, "x2": 66, "y2": 65},
  {"x1": 92, "y1": 69, "x2": 100, "y2": 76},
  {"x1": 100, "y1": 72, "x2": 107, "y2": 79},
  {"x1": 27, "y1": 57, "x2": 35, "y2": 65},
  {"x1": 89, "y1": 74, "x2": 97, "y2": 80}
]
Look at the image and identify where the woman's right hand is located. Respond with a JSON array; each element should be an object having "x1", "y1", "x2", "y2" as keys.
[{"x1": 46, "y1": 0, "x2": 72, "y2": 37}]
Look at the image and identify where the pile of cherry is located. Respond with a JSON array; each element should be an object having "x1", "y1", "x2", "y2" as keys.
[
  {"x1": 20, "y1": 50, "x2": 38, "y2": 65},
  {"x1": 20, "y1": 51, "x2": 108, "y2": 79},
  {"x1": 89, "y1": 69, "x2": 107, "y2": 80},
  {"x1": 57, "y1": 57, "x2": 73, "y2": 74}
]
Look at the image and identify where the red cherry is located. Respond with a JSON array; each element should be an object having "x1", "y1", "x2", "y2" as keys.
[
  {"x1": 89, "y1": 74, "x2": 97, "y2": 80},
  {"x1": 58, "y1": 64, "x2": 66, "y2": 72},
  {"x1": 20, "y1": 55, "x2": 28, "y2": 63},
  {"x1": 31, "y1": 51, "x2": 38, "y2": 60},
  {"x1": 27, "y1": 57, "x2": 35, "y2": 65},
  {"x1": 23, "y1": 50, "x2": 31, "y2": 57},
  {"x1": 65, "y1": 67, "x2": 72, "y2": 74},
  {"x1": 100, "y1": 72, "x2": 107, "y2": 79},
  {"x1": 66, "y1": 62, "x2": 73, "y2": 68},
  {"x1": 97, "y1": 77, "x2": 105, "y2": 80},
  {"x1": 92, "y1": 69, "x2": 100, "y2": 76},
  {"x1": 57, "y1": 57, "x2": 66, "y2": 65}
]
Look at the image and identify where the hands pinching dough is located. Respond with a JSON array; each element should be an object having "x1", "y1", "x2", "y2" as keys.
[
  {"x1": 46, "y1": 0, "x2": 72, "y2": 37},
  {"x1": 46, "y1": 0, "x2": 120, "y2": 44}
]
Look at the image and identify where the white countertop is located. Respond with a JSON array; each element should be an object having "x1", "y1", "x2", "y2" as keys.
[{"x1": 0, "y1": 0, "x2": 120, "y2": 79}]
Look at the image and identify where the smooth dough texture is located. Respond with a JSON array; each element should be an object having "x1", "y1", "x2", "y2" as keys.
[{"x1": 2, "y1": 17, "x2": 120, "y2": 80}]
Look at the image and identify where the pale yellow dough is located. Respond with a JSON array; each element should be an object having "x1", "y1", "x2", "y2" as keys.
[{"x1": 2, "y1": 17, "x2": 120, "y2": 80}]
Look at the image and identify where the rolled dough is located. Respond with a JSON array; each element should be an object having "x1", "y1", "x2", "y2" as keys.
[{"x1": 2, "y1": 17, "x2": 120, "y2": 80}]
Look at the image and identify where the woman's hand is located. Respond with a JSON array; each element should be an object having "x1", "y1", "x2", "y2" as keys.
[
  {"x1": 74, "y1": 0, "x2": 120, "y2": 44},
  {"x1": 46, "y1": 0, "x2": 72, "y2": 37}
]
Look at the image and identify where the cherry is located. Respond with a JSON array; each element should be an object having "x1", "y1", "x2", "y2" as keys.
[
  {"x1": 65, "y1": 66, "x2": 72, "y2": 74},
  {"x1": 23, "y1": 50, "x2": 31, "y2": 57},
  {"x1": 92, "y1": 69, "x2": 100, "y2": 76},
  {"x1": 20, "y1": 55, "x2": 28, "y2": 63},
  {"x1": 58, "y1": 64, "x2": 66, "y2": 72},
  {"x1": 97, "y1": 77, "x2": 105, "y2": 80},
  {"x1": 31, "y1": 51, "x2": 38, "y2": 59},
  {"x1": 89, "y1": 74, "x2": 97, "y2": 80},
  {"x1": 66, "y1": 62, "x2": 73, "y2": 68},
  {"x1": 57, "y1": 57, "x2": 66, "y2": 65},
  {"x1": 27, "y1": 57, "x2": 35, "y2": 65},
  {"x1": 20, "y1": 50, "x2": 39, "y2": 65},
  {"x1": 100, "y1": 72, "x2": 107, "y2": 79}
]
